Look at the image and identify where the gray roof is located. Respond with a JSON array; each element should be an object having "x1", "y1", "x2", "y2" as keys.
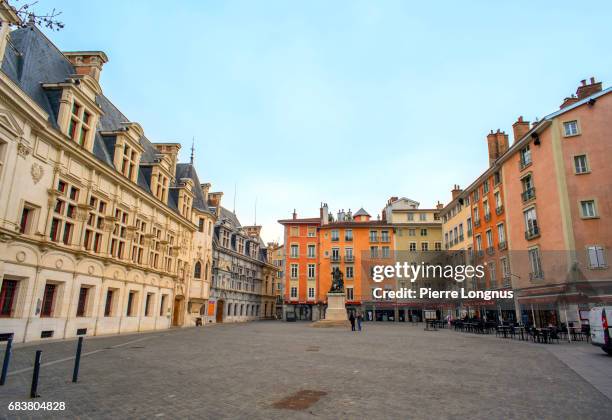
[
  {"x1": 353, "y1": 208, "x2": 371, "y2": 217},
  {"x1": 2, "y1": 25, "x2": 213, "y2": 216},
  {"x1": 219, "y1": 206, "x2": 241, "y2": 228}
]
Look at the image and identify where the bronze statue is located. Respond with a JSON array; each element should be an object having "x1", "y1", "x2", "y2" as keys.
[{"x1": 330, "y1": 267, "x2": 344, "y2": 292}]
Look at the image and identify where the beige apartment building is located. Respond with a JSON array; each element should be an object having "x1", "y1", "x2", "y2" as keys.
[
  {"x1": 382, "y1": 197, "x2": 443, "y2": 253},
  {"x1": 0, "y1": 13, "x2": 216, "y2": 342}
]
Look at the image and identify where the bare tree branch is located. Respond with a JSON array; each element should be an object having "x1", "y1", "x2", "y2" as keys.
[{"x1": 9, "y1": 0, "x2": 65, "y2": 31}]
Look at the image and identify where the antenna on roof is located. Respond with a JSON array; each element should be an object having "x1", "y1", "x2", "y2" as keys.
[
  {"x1": 190, "y1": 137, "x2": 195, "y2": 165},
  {"x1": 233, "y1": 183, "x2": 237, "y2": 214}
]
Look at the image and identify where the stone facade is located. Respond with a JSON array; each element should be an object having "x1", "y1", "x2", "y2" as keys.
[
  {"x1": 0, "y1": 15, "x2": 215, "y2": 342},
  {"x1": 208, "y1": 207, "x2": 277, "y2": 323}
]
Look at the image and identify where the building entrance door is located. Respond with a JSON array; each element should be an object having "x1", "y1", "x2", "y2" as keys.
[
  {"x1": 216, "y1": 300, "x2": 224, "y2": 323},
  {"x1": 172, "y1": 297, "x2": 183, "y2": 326}
]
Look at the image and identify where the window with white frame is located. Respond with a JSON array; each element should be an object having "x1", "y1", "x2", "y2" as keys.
[
  {"x1": 382, "y1": 246, "x2": 390, "y2": 258},
  {"x1": 528, "y1": 248, "x2": 543, "y2": 278},
  {"x1": 370, "y1": 246, "x2": 378, "y2": 258},
  {"x1": 290, "y1": 244, "x2": 299, "y2": 258},
  {"x1": 524, "y1": 207, "x2": 539, "y2": 235},
  {"x1": 587, "y1": 246, "x2": 607, "y2": 268},
  {"x1": 307, "y1": 244, "x2": 316, "y2": 258},
  {"x1": 307, "y1": 264, "x2": 315, "y2": 279},
  {"x1": 420, "y1": 228, "x2": 427, "y2": 236},
  {"x1": 407, "y1": 213, "x2": 414, "y2": 221},
  {"x1": 580, "y1": 200, "x2": 597, "y2": 218},
  {"x1": 346, "y1": 266, "x2": 354, "y2": 278},
  {"x1": 497, "y1": 223, "x2": 505, "y2": 244},
  {"x1": 486, "y1": 230, "x2": 493, "y2": 248},
  {"x1": 409, "y1": 242, "x2": 416, "y2": 252},
  {"x1": 290, "y1": 287, "x2": 298, "y2": 298},
  {"x1": 331, "y1": 229, "x2": 339, "y2": 241},
  {"x1": 574, "y1": 155, "x2": 589, "y2": 174},
  {"x1": 421, "y1": 242, "x2": 428, "y2": 251},
  {"x1": 110, "y1": 208, "x2": 129, "y2": 259},
  {"x1": 290, "y1": 264, "x2": 298, "y2": 279},
  {"x1": 501, "y1": 257, "x2": 510, "y2": 282},
  {"x1": 308, "y1": 287, "x2": 315, "y2": 299},
  {"x1": 520, "y1": 145, "x2": 532, "y2": 166},
  {"x1": 419, "y1": 213, "x2": 427, "y2": 221},
  {"x1": 408, "y1": 228, "x2": 416, "y2": 236},
  {"x1": 307, "y1": 227, "x2": 316, "y2": 237},
  {"x1": 346, "y1": 287, "x2": 354, "y2": 301},
  {"x1": 563, "y1": 120, "x2": 579, "y2": 137}
]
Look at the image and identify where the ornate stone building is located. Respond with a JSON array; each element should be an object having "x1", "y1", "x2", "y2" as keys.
[
  {"x1": 0, "y1": 14, "x2": 215, "y2": 342},
  {"x1": 208, "y1": 204, "x2": 277, "y2": 323}
]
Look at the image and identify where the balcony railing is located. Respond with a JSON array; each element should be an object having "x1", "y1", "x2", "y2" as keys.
[
  {"x1": 331, "y1": 255, "x2": 341, "y2": 262},
  {"x1": 496, "y1": 205, "x2": 504, "y2": 215},
  {"x1": 498, "y1": 241, "x2": 507, "y2": 251},
  {"x1": 474, "y1": 219, "x2": 481, "y2": 228},
  {"x1": 331, "y1": 237, "x2": 339, "y2": 242},
  {"x1": 345, "y1": 236, "x2": 353, "y2": 241},
  {"x1": 344, "y1": 255, "x2": 354, "y2": 262},
  {"x1": 522, "y1": 187, "x2": 536, "y2": 202},
  {"x1": 520, "y1": 158, "x2": 532, "y2": 170},
  {"x1": 529, "y1": 270, "x2": 544, "y2": 281},
  {"x1": 486, "y1": 246, "x2": 495, "y2": 255},
  {"x1": 484, "y1": 212, "x2": 491, "y2": 222},
  {"x1": 525, "y1": 226, "x2": 540, "y2": 240},
  {"x1": 369, "y1": 236, "x2": 378, "y2": 242}
]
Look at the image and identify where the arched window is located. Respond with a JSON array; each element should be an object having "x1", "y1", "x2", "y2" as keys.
[{"x1": 194, "y1": 261, "x2": 202, "y2": 279}]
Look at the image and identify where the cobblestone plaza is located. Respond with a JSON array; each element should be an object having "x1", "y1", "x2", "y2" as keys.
[{"x1": 1, "y1": 322, "x2": 611, "y2": 419}]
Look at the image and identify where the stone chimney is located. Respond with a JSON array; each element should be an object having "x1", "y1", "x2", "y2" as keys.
[
  {"x1": 512, "y1": 116, "x2": 530, "y2": 142},
  {"x1": 320, "y1": 203, "x2": 329, "y2": 225},
  {"x1": 292, "y1": 209, "x2": 297, "y2": 220},
  {"x1": 576, "y1": 77, "x2": 602, "y2": 100},
  {"x1": 207, "y1": 192, "x2": 223, "y2": 217},
  {"x1": 200, "y1": 183, "x2": 211, "y2": 206},
  {"x1": 63, "y1": 51, "x2": 108, "y2": 82},
  {"x1": 560, "y1": 95, "x2": 579, "y2": 109},
  {"x1": 153, "y1": 143, "x2": 181, "y2": 178},
  {"x1": 486, "y1": 129, "x2": 509, "y2": 166},
  {"x1": 451, "y1": 185, "x2": 462, "y2": 200},
  {"x1": 436, "y1": 201, "x2": 444, "y2": 210}
]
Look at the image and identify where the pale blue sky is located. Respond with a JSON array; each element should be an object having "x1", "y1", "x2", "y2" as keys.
[{"x1": 40, "y1": 0, "x2": 612, "y2": 242}]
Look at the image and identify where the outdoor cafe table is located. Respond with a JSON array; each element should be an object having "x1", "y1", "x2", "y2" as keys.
[
  {"x1": 498, "y1": 325, "x2": 512, "y2": 338},
  {"x1": 514, "y1": 326, "x2": 527, "y2": 341}
]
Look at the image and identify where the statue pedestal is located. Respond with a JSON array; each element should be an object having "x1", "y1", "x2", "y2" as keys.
[{"x1": 311, "y1": 292, "x2": 350, "y2": 328}]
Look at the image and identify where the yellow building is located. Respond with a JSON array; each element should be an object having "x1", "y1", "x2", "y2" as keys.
[
  {"x1": 440, "y1": 185, "x2": 473, "y2": 253},
  {"x1": 0, "y1": 15, "x2": 216, "y2": 342},
  {"x1": 267, "y1": 243, "x2": 284, "y2": 318},
  {"x1": 382, "y1": 197, "x2": 443, "y2": 252}
]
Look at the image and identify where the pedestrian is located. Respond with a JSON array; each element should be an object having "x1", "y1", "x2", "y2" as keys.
[
  {"x1": 357, "y1": 312, "x2": 363, "y2": 331},
  {"x1": 349, "y1": 312, "x2": 356, "y2": 331}
]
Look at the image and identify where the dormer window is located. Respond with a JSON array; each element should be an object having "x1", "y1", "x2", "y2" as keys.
[
  {"x1": 121, "y1": 144, "x2": 138, "y2": 180},
  {"x1": 68, "y1": 100, "x2": 93, "y2": 148},
  {"x1": 155, "y1": 173, "x2": 169, "y2": 202}
]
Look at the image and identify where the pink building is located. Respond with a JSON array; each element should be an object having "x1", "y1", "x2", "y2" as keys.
[{"x1": 499, "y1": 78, "x2": 612, "y2": 326}]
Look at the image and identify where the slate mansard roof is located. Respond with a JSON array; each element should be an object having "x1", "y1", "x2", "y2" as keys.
[{"x1": 1, "y1": 25, "x2": 212, "y2": 215}]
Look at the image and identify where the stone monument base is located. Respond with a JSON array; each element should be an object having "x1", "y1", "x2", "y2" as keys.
[{"x1": 311, "y1": 292, "x2": 349, "y2": 328}]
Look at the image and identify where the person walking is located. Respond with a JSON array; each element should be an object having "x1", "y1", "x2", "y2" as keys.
[
  {"x1": 357, "y1": 312, "x2": 363, "y2": 331},
  {"x1": 349, "y1": 312, "x2": 356, "y2": 331}
]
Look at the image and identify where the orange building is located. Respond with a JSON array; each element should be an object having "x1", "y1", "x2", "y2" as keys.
[
  {"x1": 278, "y1": 211, "x2": 321, "y2": 320},
  {"x1": 278, "y1": 204, "x2": 394, "y2": 320},
  {"x1": 464, "y1": 130, "x2": 512, "y2": 321},
  {"x1": 499, "y1": 78, "x2": 612, "y2": 327}
]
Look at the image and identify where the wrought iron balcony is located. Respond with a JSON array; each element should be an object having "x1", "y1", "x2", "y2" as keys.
[
  {"x1": 529, "y1": 270, "x2": 544, "y2": 281},
  {"x1": 521, "y1": 187, "x2": 536, "y2": 202},
  {"x1": 344, "y1": 255, "x2": 354, "y2": 262},
  {"x1": 486, "y1": 246, "x2": 495, "y2": 256},
  {"x1": 330, "y1": 255, "x2": 341, "y2": 262},
  {"x1": 525, "y1": 226, "x2": 540, "y2": 240},
  {"x1": 520, "y1": 158, "x2": 532, "y2": 170},
  {"x1": 498, "y1": 241, "x2": 507, "y2": 251}
]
